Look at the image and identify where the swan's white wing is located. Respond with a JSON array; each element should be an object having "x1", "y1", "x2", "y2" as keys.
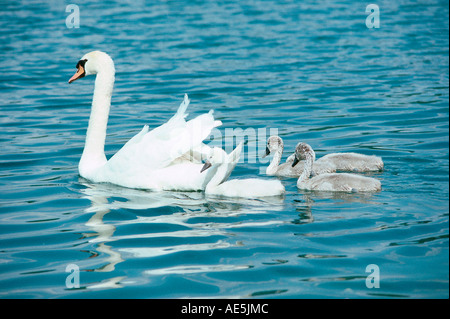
[
  {"x1": 146, "y1": 111, "x2": 219, "y2": 168},
  {"x1": 107, "y1": 94, "x2": 189, "y2": 160},
  {"x1": 121, "y1": 125, "x2": 149, "y2": 148},
  {"x1": 145, "y1": 93, "x2": 190, "y2": 140},
  {"x1": 99, "y1": 95, "x2": 221, "y2": 188},
  {"x1": 108, "y1": 112, "x2": 218, "y2": 169},
  {"x1": 175, "y1": 142, "x2": 220, "y2": 165}
]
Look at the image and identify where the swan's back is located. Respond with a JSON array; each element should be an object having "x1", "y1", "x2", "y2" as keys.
[
  {"x1": 106, "y1": 97, "x2": 218, "y2": 173},
  {"x1": 299, "y1": 173, "x2": 381, "y2": 192},
  {"x1": 317, "y1": 153, "x2": 384, "y2": 172}
]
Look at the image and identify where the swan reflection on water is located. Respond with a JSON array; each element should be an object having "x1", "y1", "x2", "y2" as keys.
[
  {"x1": 77, "y1": 178, "x2": 285, "y2": 288},
  {"x1": 76, "y1": 166, "x2": 382, "y2": 289},
  {"x1": 79, "y1": 178, "x2": 285, "y2": 213}
]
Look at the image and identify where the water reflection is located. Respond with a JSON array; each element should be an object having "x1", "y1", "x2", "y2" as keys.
[
  {"x1": 80, "y1": 178, "x2": 285, "y2": 213},
  {"x1": 79, "y1": 175, "x2": 381, "y2": 286},
  {"x1": 78, "y1": 178, "x2": 285, "y2": 287},
  {"x1": 289, "y1": 188, "x2": 382, "y2": 226},
  {"x1": 299, "y1": 190, "x2": 381, "y2": 203}
]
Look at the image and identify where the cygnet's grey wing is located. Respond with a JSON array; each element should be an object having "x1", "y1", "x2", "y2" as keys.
[
  {"x1": 318, "y1": 153, "x2": 383, "y2": 172},
  {"x1": 275, "y1": 161, "x2": 304, "y2": 177}
]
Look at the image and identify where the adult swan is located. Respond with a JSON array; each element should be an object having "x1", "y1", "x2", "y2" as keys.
[{"x1": 69, "y1": 51, "x2": 221, "y2": 191}]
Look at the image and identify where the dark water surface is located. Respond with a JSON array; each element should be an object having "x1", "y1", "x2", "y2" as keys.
[{"x1": 0, "y1": 0, "x2": 448, "y2": 298}]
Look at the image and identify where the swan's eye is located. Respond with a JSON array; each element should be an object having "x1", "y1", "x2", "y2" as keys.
[{"x1": 76, "y1": 59, "x2": 88, "y2": 69}]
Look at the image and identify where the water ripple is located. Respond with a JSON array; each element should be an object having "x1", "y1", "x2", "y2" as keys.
[{"x1": 0, "y1": 0, "x2": 448, "y2": 299}]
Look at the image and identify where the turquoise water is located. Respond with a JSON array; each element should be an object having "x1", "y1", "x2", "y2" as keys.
[{"x1": 0, "y1": 0, "x2": 448, "y2": 299}]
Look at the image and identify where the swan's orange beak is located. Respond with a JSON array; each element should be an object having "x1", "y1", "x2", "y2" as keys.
[{"x1": 68, "y1": 64, "x2": 85, "y2": 83}]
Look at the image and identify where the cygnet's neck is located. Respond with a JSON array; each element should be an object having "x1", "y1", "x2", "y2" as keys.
[
  {"x1": 297, "y1": 149, "x2": 315, "y2": 188},
  {"x1": 266, "y1": 146, "x2": 283, "y2": 174},
  {"x1": 79, "y1": 68, "x2": 115, "y2": 178},
  {"x1": 205, "y1": 162, "x2": 229, "y2": 192}
]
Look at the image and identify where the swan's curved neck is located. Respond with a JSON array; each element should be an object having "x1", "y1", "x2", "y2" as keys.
[
  {"x1": 297, "y1": 149, "x2": 315, "y2": 187},
  {"x1": 205, "y1": 163, "x2": 228, "y2": 192},
  {"x1": 266, "y1": 146, "x2": 283, "y2": 174},
  {"x1": 79, "y1": 69, "x2": 115, "y2": 177}
]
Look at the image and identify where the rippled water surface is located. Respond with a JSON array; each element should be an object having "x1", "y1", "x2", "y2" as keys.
[{"x1": 0, "y1": 0, "x2": 448, "y2": 298}]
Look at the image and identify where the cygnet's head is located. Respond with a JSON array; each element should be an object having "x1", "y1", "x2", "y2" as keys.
[
  {"x1": 292, "y1": 142, "x2": 315, "y2": 167},
  {"x1": 262, "y1": 136, "x2": 283, "y2": 158},
  {"x1": 200, "y1": 147, "x2": 229, "y2": 173},
  {"x1": 68, "y1": 51, "x2": 115, "y2": 83}
]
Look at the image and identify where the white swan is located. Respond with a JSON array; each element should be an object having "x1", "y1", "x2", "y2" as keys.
[
  {"x1": 263, "y1": 136, "x2": 336, "y2": 177},
  {"x1": 201, "y1": 143, "x2": 285, "y2": 198},
  {"x1": 69, "y1": 51, "x2": 221, "y2": 191},
  {"x1": 292, "y1": 142, "x2": 381, "y2": 192}
]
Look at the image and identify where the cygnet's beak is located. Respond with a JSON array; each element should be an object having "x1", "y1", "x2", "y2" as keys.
[
  {"x1": 261, "y1": 146, "x2": 270, "y2": 158},
  {"x1": 68, "y1": 59, "x2": 87, "y2": 83},
  {"x1": 292, "y1": 155, "x2": 300, "y2": 167},
  {"x1": 200, "y1": 160, "x2": 212, "y2": 173}
]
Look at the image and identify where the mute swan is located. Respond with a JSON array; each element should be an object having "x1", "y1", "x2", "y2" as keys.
[
  {"x1": 201, "y1": 143, "x2": 285, "y2": 198},
  {"x1": 69, "y1": 51, "x2": 221, "y2": 191},
  {"x1": 292, "y1": 142, "x2": 381, "y2": 192},
  {"x1": 263, "y1": 136, "x2": 336, "y2": 177}
]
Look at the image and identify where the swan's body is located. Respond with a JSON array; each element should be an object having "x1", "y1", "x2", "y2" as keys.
[
  {"x1": 70, "y1": 51, "x2": 221, "y2": 191},
  {"x1": 264, "y1": 136, "x2": 383, "y2": 177},
  {"x1": 316, "y1": 152, "x2": 383, "y2": 172},
  {"x1": 263, "y1": 136, "x2": 335, "y2": 177},
  {"x1": 293, "y1": 143, "x2": 381, "y2": 192},
  {"x1": 203, "y1": 143, "x2": 285, "y2": 198}
]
